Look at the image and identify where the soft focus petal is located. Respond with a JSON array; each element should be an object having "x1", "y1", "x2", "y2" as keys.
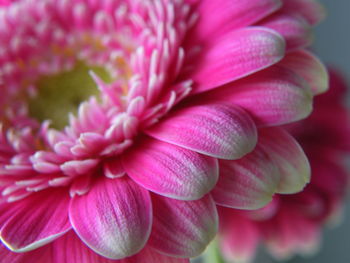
[
  {"x1": 124, "y1": 137, "x2": 218, "y2": 200},
  {"x1": 263, "y1": 209, "x2": 321, "y2": 259},
  {"x1": 190, "y1": 27, "x2": 286, "y2": 93},
  {"x1": 0, "y1": 189, "x2": 71, "y2": 252},
  {"x1": 193, "y1": 0, "x2": 282, "y2": 39},
  {"x1": 279, "y1": 50, "x2": 328, "y2": 95},
  {"x1": 149, "y1": 194, "x2": 218, "y2": 257},
  {"x1": 212, "y1": 145, "x2": 279, "y2": 209},
  {"x1": 259, "y1": 13, "x2": 312, "y2": 50},
  {"x1": 259, "y1": 127, "x2": 310, "y2": 194},
  {"x1": 146, "y1": 104, "x2": 257, "y2": 160},
  {"x1": 199, "y1": 65, "x2": 313, "y2": 126},
  {"x1": 219, "y1": 210, "x2": 260, "y2": 263},
  {"x1": 69, "y1": 177, "x2": 152, "y2": 259},
  {"x1": 282, "y1": 0, "x2": 326, "y2": 25}
]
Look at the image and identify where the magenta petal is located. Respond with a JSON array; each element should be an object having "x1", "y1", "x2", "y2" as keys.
[
  {"x1": 280, "y1": 50, "x2": 328, "y2": 95},
  {"x1": 259, "y1": 13, "x2": 312, "y2": 50},
  {"x1": 282, "y1": 0, "x2": 326, "y2": 25},
  {"x1": 51, "y1": 231, "x2": 118, "y2": 263},
  {"x1": 128, "y1": 246, "x2": 190, "y2": 263},
  {"x1": 0, "y1": 242, "x2": 51, "y2": 263},
  {"x1": 190, "y1": 27, "x2": 285, "y2": 93},
  {"x1": 219, "y1": 211, "x2": 259, "y2": 263},
  {"x1": 0, "y1": 189, "x2": 71, "y2": 252},
  {"x1": 69, "y1": 177, "x2": 152, "y2": 259},
  {"x1": 264, "y1": 209, "x2": 320, "y2": 259},
  {"x1": 212, "y1": 145, "x2": 279, "y2": 209},
  {"x1": 199, "y1": 66, "x2": 313, "y2": 126},
  {"x1": 194, "y1": 0, "x2": 282, "y2": 39},
  {"x1": 259, "y1": 127, "x2": 311, "y2": 194},
  {"x1": 104, "y1": 158, "x2": 125, "y2": 178},
  {"x1": 124, "y1": 137, "x2": 218, "y2": 200},
  {"x1": 149, "y1": 194, "x2": 218, "y2": 257},
  {"x1": 146, "y1": 104, "x2": 257, "y2": 160}
]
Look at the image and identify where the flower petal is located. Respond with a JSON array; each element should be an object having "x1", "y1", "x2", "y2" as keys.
[
  {"x1": 264, "y1": 208, "x2": 320, "y2": 259},
  {"x1": 69, "y1": 177, "x2": 152, "y2": 259},
  {"x1": 149, "y1": 194, "x2": 218, "y2": 257},
  {"x1": 259, "y1": 127, "x2": 311, "y2": 194},
  {"x1": 52, "y1": 232, "x2": 187, "y2": 263},
  {"x1": 124, "y1": 137, "x2": 218, "y2": 200},
  {"x1": 282, "y1": 0, "x2": 326, "y2": 25},
  {"x1": 219, "y1": 209, "x2": 259, "y2": 263},
  {"x1": 212, "y1": 145, "x2": 279, "y2": 209},
  {"x1": 279, "y1": 50, "x2": 328, "y2": 95},
  {"x1": 51, "y1": 231, "x2": 120, "y2": 263},
  {"x1": 0, "y1": 189, "x2": 71, "y2": 252},
  {"x1": 259, "y1": 13, "x2": 312, "y2": 50},
  {"x1": 194, "y1": 0, "x2": 282, "y2": 39},
  {"x1": 129, "y1": 246, "x2": 190, "y2": 263},
  {"x1": 0, "y1": 242, "x2": 51, "y2": 263},
  {"x1": 199, "y1": 65, "x2": 313, "y2": 126},
  {"x1": 189, "y1": 27, "x2": 285, "y2": 93},
  {"x1": 146, "y1": 104, "x2": 257, "y2": 160}
]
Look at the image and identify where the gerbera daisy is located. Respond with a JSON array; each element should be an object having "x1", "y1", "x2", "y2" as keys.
[
  {"x1": 216, "y1": 68, "x2": 350, "y2": 263},
  {"x1": 0, "y1": 0, "x2": 326, "y2": 262}
]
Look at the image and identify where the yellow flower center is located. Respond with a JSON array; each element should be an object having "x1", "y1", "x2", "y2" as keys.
[{"x1": 28, "y1": 62, "x2": 111, "y2": 129}]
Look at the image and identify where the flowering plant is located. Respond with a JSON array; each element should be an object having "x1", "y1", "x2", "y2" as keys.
[{"x1": 0, "y1": 0, "x2": 327, "y2": 262}]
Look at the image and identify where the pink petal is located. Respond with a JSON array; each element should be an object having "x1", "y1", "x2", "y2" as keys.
[
  {"x1": 0, "y1": 202, "x2": 19, "y2": 228},
  {"x1": 198, "y1": 65, "x2": 313, "y2": 126},
  {"x1": 61, "y1": 159, "x2": 99, "y2": 177},
  {"x1": 0, "y1": 189, "x2": 71, "y2": 252},
  {"x1": 219, "y1": 210, "x2": 260, "y2": 263},
  {"x1": 103, "y1": 158, "x2": 125, "y2": 178},
  {"x1": 51, "y1": 231, "x2": 119, "y2": 263},
  {"x1": 279, "y1": 50, "x2": 328, "y2": 95},
  {"x1": 259, "y1": 13, "x2": 312, "y2": 50},
  {"x1": 0, "y1": 242, "x2": 51, "y2": 263},
  {"x1": 146, "y1": 104, "x2": 257, "y2": 160},
  {"x1": 189, "y1": 27, "x2": 285, "y2": 94},
  {"x1": 48, "y1": 232, "x2": 190, "y2": 263},
  {"x1": 282, "y1": 0, "x2": 326, "y2": 25},
  {"x1": 149, "y1": 194, "x2": 218, "y2": 257},
  {"x1": 128, "y1": 246, "x2": 190, "y2": 263},
  {"x1": 123, "y1": 137, "x2": 218, "y2": 200},
  {"x1": 212, "y1": 145, "x2": 279, "y2": 209},
  {"x1": 259, "y1": 127, "x2": 311, "y2": 194},
  {"x1": 193, "y1": 0, "x2": 282, "y2": 40},
  {"x1": 69, "y1": 177, "x2": 152, "y2": 259},
  {"x1": 264, "y1": 208, "x2": 320, "y2": 259}
]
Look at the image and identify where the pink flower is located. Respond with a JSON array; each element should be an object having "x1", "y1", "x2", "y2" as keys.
[
  {"x1": 0, "y1": 0, "x2": 326, "y2": 262},
  {"x1": 217, "y1": 68, "x2": 350, "y2": 262},
  {"x1": 0, "y1": 0, "x2": 12, "y2": 7}
]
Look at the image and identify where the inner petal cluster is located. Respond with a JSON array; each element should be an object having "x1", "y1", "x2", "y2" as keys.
[{"x1": 0, "y1": 0, "x2": 196, "y2": 200}]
